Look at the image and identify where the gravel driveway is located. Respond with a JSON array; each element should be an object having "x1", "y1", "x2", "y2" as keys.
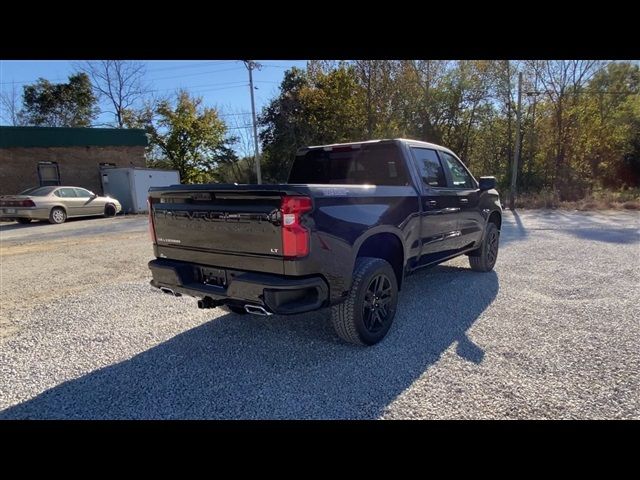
[{"x1": 0, "y1": 211, "x2": 638, "y2": 419}]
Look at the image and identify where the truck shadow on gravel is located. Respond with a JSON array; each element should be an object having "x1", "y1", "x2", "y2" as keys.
[{"x1": 0, "y1": 265, "x2": 498, "y2": 420}]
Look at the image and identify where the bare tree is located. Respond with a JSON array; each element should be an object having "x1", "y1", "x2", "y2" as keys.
[
  {"x1": 0, "y1": 83, "x2": 23, "y2": 125},
  {"x1": 77, "y1": 60, "x2": 150, "y2": 128},
  {"x1": 213, "y1": 104, "x2": 256, "y2": 183}
]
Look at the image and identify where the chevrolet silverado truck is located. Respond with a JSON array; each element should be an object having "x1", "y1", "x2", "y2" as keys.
[{"x1": 147, "y1": 138, "x2": 502, "y2": 345}]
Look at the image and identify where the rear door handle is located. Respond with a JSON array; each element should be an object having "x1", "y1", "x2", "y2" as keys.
[
  {"x1": 427, "y1": 200, "x2": 437, "y2": 207},
  {"x1": 459, "y1": 198, "x2": 468, "y2": 204}
]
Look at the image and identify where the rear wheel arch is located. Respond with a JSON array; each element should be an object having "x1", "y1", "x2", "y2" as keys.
[
  {"x1": 355, "y1": 231, "x2": 405, "y2": 290},
  {"x1": 49, "y1": 206, "x2": 67, "y2": 224},
  {"x1": 51, "y1": 204, "x2": 67, "y2": 214}
]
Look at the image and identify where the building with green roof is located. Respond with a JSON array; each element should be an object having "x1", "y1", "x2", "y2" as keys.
[{"x1": 0, "y1": 126, "x2": 148, "y2": 196}]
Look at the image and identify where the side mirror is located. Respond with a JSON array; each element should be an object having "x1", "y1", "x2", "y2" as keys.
[{"x1": 479, "y1": 176, "x2": 497, "y2": 191}]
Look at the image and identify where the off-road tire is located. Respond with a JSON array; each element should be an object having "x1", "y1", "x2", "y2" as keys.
[
  {"x1": 331, "y1": 257, "x2": 398, "y2": 346},
  {"x1": 469, "y1": 222, "x2": 499, "y2": 272}
]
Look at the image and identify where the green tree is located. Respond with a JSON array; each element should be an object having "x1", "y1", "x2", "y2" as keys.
[
  {"x1": 130, "y1": 90, "x2": 237, "y2": 183},
  {"x1": 259, "y1": 67, "x2": 314, "y2": 182},
  {"x1": 259, "y1": 65, "x2": 367, "y2": 182},
  {"x1": 259, "y1": 59, "x2": 638, "y2": 197},
  {"x1": 19, "y1": 73, "x2": 98, "y2": 127},
  {"x1": 574, "y1": 62, "x2": 640, "y2": 188}
]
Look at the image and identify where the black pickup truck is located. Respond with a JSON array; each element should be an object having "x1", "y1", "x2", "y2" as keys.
[{"x1": 148, "y1": 138, "x2": 502, "y2": 345}]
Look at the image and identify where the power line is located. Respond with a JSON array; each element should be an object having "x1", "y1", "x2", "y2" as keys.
[
  {"x1": 185, "y1": 85, "x2": 249, "y2": 94},
  {"x1": 261, "y1": 64, "x2": 296, "y2": 68},
  {"x1": 0, "y1": 75, "x2": 67, "y2": 86},
  {"x1": 146, "y1": 60, "x2": 238, "y2": 73},
  {"x1": 150, "y1": 79, "x2": 280, "y2": 94},
  {"x1": 149, "y1": 81, "x2": 248, "y2": 93},
  {"x1": 148, "y1": 66, "x2": 246, "y2": 82},
  {"x1": 0, "y1": 63, "x2": 245, "y2": 86}
]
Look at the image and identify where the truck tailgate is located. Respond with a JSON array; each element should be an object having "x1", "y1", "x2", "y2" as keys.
[{"x1": 149, "y1": 185, "x2": 308, "y2": 274}]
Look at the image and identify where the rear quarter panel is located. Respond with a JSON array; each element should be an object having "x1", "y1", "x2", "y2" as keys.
[{"x1": 286, "y1": 184, "x2": 421, "y2": 301}]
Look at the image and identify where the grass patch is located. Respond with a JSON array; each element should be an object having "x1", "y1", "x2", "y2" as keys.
[{"x1": 512, "y1": 188, "x2": 640, "y2": 210}]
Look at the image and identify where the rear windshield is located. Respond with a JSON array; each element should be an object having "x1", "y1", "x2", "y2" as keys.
[
  {"x1": 288, "y1": 143, "x2": 409, "y2": 186},
  {"x1": 22, "y1": 186, "x2": 55, "y2": 196}
]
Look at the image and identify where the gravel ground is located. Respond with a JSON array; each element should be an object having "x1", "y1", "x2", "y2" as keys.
[{"x1": 0, "y1": 210, "x2": 638, "y2": 419}]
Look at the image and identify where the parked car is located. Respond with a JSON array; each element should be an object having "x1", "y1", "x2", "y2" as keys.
[
  {"x1": 147, "y1": 138, "x2": 502, "y2": 345},
  {"x1": 0, "y1": 186, "x2": 122, "y2": 224}
]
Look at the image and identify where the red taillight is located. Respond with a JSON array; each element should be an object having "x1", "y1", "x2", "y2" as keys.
[
  {"x1": 281, "y1": 195, "x2": 313, "y2": 258},
  {"x1": 148, "y1": 197, "x2": 157, "y2": 244},
  {"x1": 0, "y1": 199, "x2": 35, "y2": 207}
]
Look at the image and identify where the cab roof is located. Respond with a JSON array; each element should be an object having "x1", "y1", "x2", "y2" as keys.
[{"x1": 299, "y1": 138, "x2": 456, "y2": 156}]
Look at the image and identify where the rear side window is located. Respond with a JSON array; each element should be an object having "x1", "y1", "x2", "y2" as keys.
[
  {"x1": 439, "y1": 151, "x2": 475, "y2": 189},
  {"x1": 74, "y1": 188, "x2": 94, "y2": 198},
  {"x1": 411, "y1": 147, "x2": 447, "y2": 188},
  {"x1": 288, "y1": 143, "x2": 409, "y2": 186},
  {"x1": 55, "y1": 188, "x2": 77, "y2": 198},
  {"x1": 22, "y1": 186, "x2": 55, "y2": 196}
]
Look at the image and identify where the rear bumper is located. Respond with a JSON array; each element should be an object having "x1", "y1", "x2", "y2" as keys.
[
  {"x1": 148, "y1": 258, "x2": 329, "y2": 315},
  {"x1": 0, "y1": 207, "x2": 49, "y2": 220}
]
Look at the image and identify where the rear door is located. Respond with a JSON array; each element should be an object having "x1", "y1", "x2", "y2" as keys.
[
  {"x1": 438, "y1": 150, "x2": 484, "y2": 250},
  {"x1": 54, "y1": 187, "x2": 84, "y2": 216},
  {"x1": 409, "y1": 146, "x2": 462, "y2": 263}
]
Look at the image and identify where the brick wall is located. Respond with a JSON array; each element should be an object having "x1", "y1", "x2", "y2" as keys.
[{"x1": 0, "y1": 145, "x2": 146, "y2": 196}]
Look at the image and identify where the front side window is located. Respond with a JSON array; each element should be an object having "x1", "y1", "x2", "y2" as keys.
[
  {"x1": 411, "y1": 147, "x2": 447, "y2": 188},
  {"x1": 439, "y1": 151, "x2": 475, "y2": 189}
]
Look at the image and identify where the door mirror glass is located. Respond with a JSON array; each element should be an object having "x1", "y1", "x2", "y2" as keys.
[{"x1": 479, "y1": 176, "x2": 497, "y2": 191}]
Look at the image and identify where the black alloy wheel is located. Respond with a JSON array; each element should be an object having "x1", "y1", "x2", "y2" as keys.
[{"x1": 362, "y1": 273, "x2": 393, "y2": 334}]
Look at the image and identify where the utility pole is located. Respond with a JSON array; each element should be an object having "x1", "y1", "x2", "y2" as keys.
[
  {"x1": 510, "y1": 71, "x2": 523, "y2": 210},
  {"x1": 244, "y1": 60, "x2": 262, "y2": 184}
]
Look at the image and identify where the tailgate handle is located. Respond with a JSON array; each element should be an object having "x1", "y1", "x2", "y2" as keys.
[{"x1": 267, "y1": 209, "x2": 282, "y2": 226}]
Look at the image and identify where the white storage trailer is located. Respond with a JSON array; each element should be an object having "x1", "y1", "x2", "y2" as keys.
[{"x1": 100, "y1": 167, "x2": 180, "y2": 213}]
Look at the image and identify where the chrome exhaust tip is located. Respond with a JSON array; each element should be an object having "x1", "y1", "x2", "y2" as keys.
[
  {"x1": 244, "y1": 305, "x2": 272, "y2": 316},
  {"x1": 160, "y1": 287, "x2": 181, "y2": 297}
]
